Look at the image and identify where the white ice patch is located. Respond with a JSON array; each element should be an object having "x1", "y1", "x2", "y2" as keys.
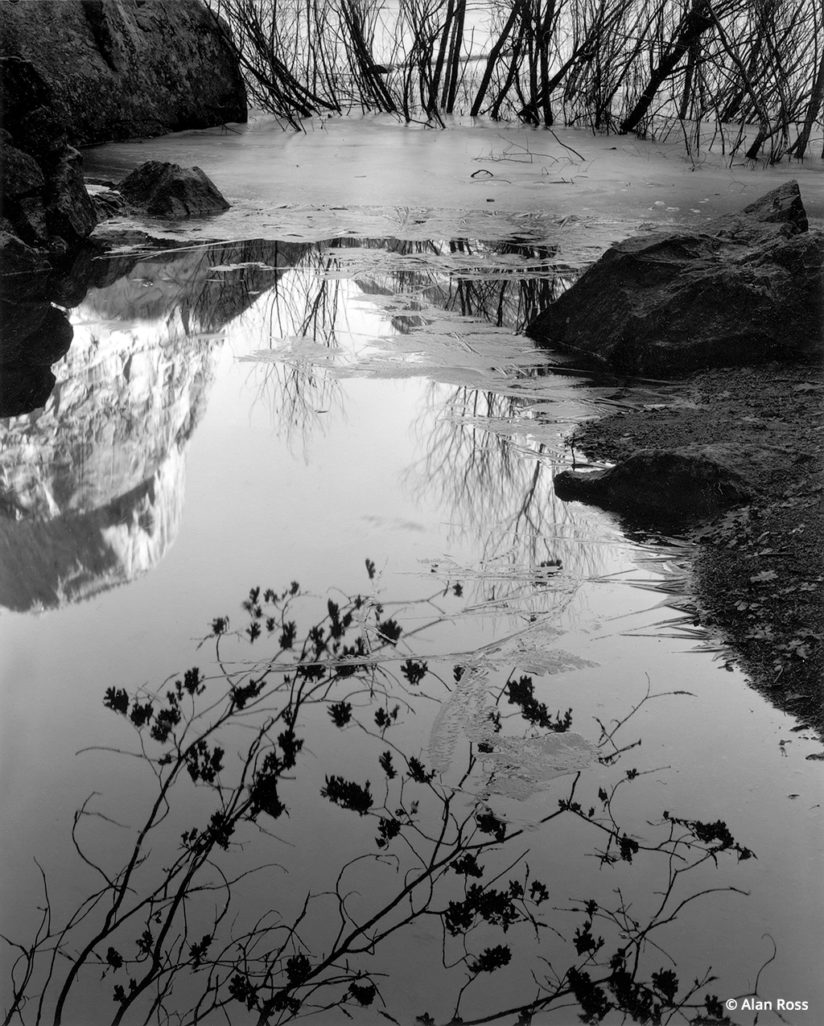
[
  {"x1": 209, "y1": 262, "x2": 278, "y2": 272},
  {"x1": 478, "y1": 732, "x2": 595, "y2": 799},
  {"x1": 428, "y1": 643, "x2": 597, "y2": 799}
]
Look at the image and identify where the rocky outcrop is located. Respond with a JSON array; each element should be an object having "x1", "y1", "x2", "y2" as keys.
[
  {"x1": 0, "y1": 0, "x2": 247, "y2": 145},
  {"x1": 119, "y1": 161, "x2": 230, "y2": 218},
  {"x1": 527, "y1": 182, "x2": 823, "y2": 376},
  {"x1": 0, "y1": 57, "x2": 98, "y2": 255},
  {"x1": 0, "y1": 0, "x2": 246, "y2": 293},
  {"x1": 554, "y1": 445, "x2": 756, "y2": 523}
]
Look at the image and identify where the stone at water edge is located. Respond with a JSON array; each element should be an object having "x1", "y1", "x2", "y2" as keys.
[
  {"x1": 553, "y1": 446, "x2": 755, "y2": 521},
  {"x1": 118, "y1": 162, "x2": 231, "y2": 219},
  {"x1": 526, "y1": 181, "x2": 823, "y2": 376}
]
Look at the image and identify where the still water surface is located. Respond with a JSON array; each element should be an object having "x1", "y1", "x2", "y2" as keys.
[{"x1": 1, "y1": 162, "x2": 822, "y2": 1023}]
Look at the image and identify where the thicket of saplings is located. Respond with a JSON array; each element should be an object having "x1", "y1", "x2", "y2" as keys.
[
  {"x1": 3, "y1": 572, "x2": 757, "y2": 1025},
  {"x1": 212, "y1": 0, "x2": 823, "y2": 162}
]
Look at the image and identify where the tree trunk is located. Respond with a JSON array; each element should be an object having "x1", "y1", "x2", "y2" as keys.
[
  {"x1": 471, "y1": 2, "x2": 521, "y2": 116},
  {"x1": 620, "y1": 0, "x2": 713, "y2": 135},
  {"x1": 793, "y1": 51, "x2": 824, "y2": 159},
  {"x1": 443, "y1": 0, "x2": 467, "y2": 113},
  {"x1": 429, "y1": 0, "x2": 455, "y2": 115}
]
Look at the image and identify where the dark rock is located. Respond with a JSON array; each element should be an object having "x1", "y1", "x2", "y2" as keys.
[
  {"x1": 0, "y1": 299, "x2": 51, "y2": 350},
  {"x1": 0, "y1": 363, "x2": 56, "y2": 419},
  {"x1": 92, "y1": 189, "x2": 126, "y2": 222},
  {"x1": 1, "y1": 142, "x2": 46, "y2": 200},
  {"x1": 11, "y1": 305, "x2": 74, "y2": 366},
  {"x1": 554, "y1": 445, "x2": 754, "y2": 521},
  {"x1": 736, "y1": 180, "x2": 809, "y2": 233},
  {"x1": 0, "y1": 225, "x2": 49, "y2": 279},
  {"x1": 0, "y1": 292, "x2": 72, "y2": 416},
  {"x1": 0, "y1": 254, "x2": 75, "y2": 417},
  {"x1": 527, "y1": 182, "x2": 823, "y2": 376},
  {"x1": 0, "y1": 0, "x2": 247, "y2": 146},
  {"x1": 45, "y1": 146, "x2": 99, "y2": 243},
  {"x1": 0, "y1": 57, "x2": 61, "y2": 142},
  {"x1": 0, "y1": 58, "x2": 70, "y2": 160},
  {"x1": 0, "y1": 302, "x2": 72, "y2": 367},
  {"x1": 48, "y1": 241, "x2": 109, "y2": 307},
  {"x1": 1, "y1": 59, "x2": 97, "y2": 256},
  {"x1": 119, "y1": 162, "x2": 230, "y2": 219},
  {"x1": 1, "y1": 138, "x2": 49, "y2": 243}
]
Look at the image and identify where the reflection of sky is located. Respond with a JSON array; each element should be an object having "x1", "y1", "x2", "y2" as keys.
[{"x1": 1, "y1": 241, "x2": 822, "y2": 1023}]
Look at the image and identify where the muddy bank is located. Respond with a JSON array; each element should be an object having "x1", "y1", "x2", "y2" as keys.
[{"x1": 566, "y1": 362, "x2": 824, "y2": 737}]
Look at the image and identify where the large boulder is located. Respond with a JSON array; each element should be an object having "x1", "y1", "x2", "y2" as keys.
[
  {"x1": 119, "y1": 161, "x2": 230, "y2": 218},
  {"x1": 527, "y1": 182, "x2": 823, "y2": 376},
  {"x1": 0, "y1": 0, "x2": 247, "y2": 145}
]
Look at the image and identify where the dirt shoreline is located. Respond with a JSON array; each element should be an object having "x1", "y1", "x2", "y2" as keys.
[{"x1": 567, "y1": 359, "x2": 824, "y2": 741}]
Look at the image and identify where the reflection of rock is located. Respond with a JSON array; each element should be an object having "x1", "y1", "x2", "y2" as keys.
[
  {"x1": 0, "y1": 319, "x2": 215, "y2": 608},
  {"x1": 0, "y1": 449, "x2": 185, "y2": 611},
  {"x1": 0, "y1": 238, "x2": 307, "y2": 610},
  {"x1": 554, "y1": 445, "x2": 754, "y2": 522},
  {"x1": 0, "y1": 266, "x2": 75, "y2": 418},
  {"x1": 79, "y1": 239, "x2": 307, "y2": 331},
  {"x1": 0, "y1": 317, "x2": 217, "y2": 521},
  {"x1": 0, "y1": 226, "x2": 50, "y2": 277},
  {"x1": 0, "y1": 364, "x2": 57, "y2": 420},
  {"x1": 119, "y1": 161, "x2": 230, "y2": 219},
  {"x1": 527, "y1": 182, "x2": 823, "y2": 375}
]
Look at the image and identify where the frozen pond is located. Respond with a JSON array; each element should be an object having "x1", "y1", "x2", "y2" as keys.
[{"x1": 1, "y1": 118, "x2": 822, "y2": 1025}]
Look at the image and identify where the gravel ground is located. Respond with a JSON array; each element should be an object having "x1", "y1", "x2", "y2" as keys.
[{"x1": 568, "y1": 360, "x2": 824, "y2": 739}]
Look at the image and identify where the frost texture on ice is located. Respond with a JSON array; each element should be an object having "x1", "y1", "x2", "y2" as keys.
[
  {"x1": 479, "y1": 733, "x2": 595, "y2": 799},
  {"x1": 428, "y1": 649, "x2": 597, "y2": 798},
  {"x1": 466, "y1": 625, "x2": 598, "y2": 676},
  {"x1": 428, "y1": 666, "x2": 492, "y2": 774}
]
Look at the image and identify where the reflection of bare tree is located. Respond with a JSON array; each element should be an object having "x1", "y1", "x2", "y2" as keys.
[
  {"x1": 239, "y1": 248, "x2": 350, "y2": 452},
  {"x1": 405, "y1": 381, "x2": 612, "y2": 610},
  {"x1": 3, "y1": 585, "x2": 753, "y2": 1026},
  {"x1": 82, "y1": 240, "x2": 311, "y2": 334},
  {"x1": 230, "y1": 238, "x2": 595, "y2": 589},
  {"x1": 250, "y1": 361, "x2": 343, "y2": 455},
  {"x1": 258, "y1": 247, "x2": 345, "y2": 345},
  {"x1": 236, "y1": 238, "x2": 573, "y2": 454},
  {"x1": 335, "y1": 237, "x2": 571, "y2": 333}
]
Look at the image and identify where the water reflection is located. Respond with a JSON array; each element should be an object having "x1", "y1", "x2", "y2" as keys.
[
  {"x1": 409, "y1": 385, "x2": 572, "y2": 560},
  {"x1": 0, "y1": 236, "x2": 579, "y2": 613},
  {"x1": 0, "y1": 264, "x2": 73, "y2": 419},
  {"x1": 1, "y1": 584, "x2": 759, "y2": 1026},
  {"x1": 329, "y1": 236, "x2": 569, "y2": 333},
  {"x1": 2, "y1": 235, "x2": 821, "y2": 1024}
]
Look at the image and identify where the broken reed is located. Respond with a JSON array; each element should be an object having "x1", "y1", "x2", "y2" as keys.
[{"x1": 211, "y1": 0, "x2": 823, "y2": 162}]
